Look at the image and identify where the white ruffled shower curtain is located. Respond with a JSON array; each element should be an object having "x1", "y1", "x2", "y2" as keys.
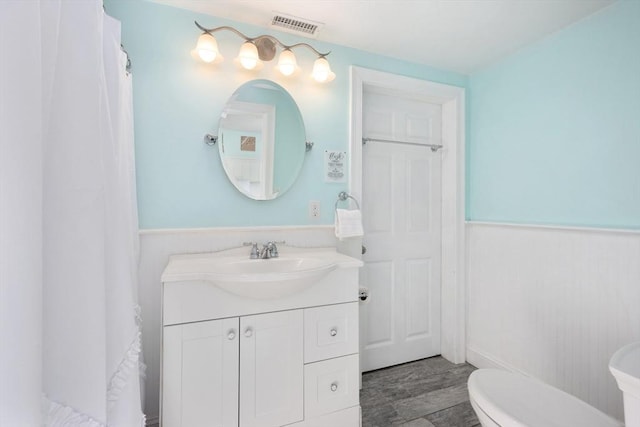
[{"x1": 0, "y1": 1, "x2": 145, "y2": 425}]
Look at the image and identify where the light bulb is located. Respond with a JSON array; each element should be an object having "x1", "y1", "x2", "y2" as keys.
[
  {"x1": 237, "y1": 42, "x2": 260, "y2": 70},
  {"x1": 194, "y1": 33, "x2": 219, "y2": 63},
  {"x1": 311, "y1": 57, "x2": 335, "y2": 83},
  {"x1": 277, "y1": 49, "x2": 298, "y2": 76}
]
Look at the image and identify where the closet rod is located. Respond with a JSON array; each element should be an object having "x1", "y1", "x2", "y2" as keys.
[{"x1": 362, "y1": 137, "x2": 442, "y2": 152}]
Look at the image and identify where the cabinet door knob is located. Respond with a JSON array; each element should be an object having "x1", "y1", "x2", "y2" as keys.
[
  {"x1": 330, "y1": 328, "x2": 338, "y2": 337},
  {"x1": 330, "y1": 382, "x2": 338, "y2": 392},
  {"x1": 227, "y1": 330, "x2": 236, "y2": 340},
  {"x1": 244, "y1": 327, "x2": 253, "y2": 338}
]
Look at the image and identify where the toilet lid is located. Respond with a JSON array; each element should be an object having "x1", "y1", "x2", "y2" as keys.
[{"x1": 468, "y1": 369, "x2": 622, "y2": 427}]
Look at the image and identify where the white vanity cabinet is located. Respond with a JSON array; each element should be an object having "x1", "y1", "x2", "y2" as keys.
[
  {"x1": 162, "y1": 310, "x2": 304, "y2": 427},
  {"x1": 161, "y1": 247, "x2": 363, "y2": 427},
  {"x1": 163, "y1": 318, "x2": 239, "y2": 427},
  {"x1": 239, "y1": 310, "x2": 304, "y2": 427}
]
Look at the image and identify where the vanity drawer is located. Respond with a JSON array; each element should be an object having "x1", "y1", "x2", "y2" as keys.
[
  {"x1": 304, "y1": 354, "x2": 359, "y2": 419},
  {"x1": 304, "y1": 302, "x2": 358, "y2": 363}
]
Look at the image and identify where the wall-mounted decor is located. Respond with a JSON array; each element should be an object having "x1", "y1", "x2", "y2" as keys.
[{"x1": 325, "y1": 150, "x2": 346, "y2": 183}]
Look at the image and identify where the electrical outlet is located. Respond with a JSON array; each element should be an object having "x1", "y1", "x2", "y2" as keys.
[{"x1": 309, "y1": 201, "x2": 320, "y2": 219}]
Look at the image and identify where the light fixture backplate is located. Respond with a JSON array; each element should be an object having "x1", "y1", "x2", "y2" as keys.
[{"x1": 255, "y1": 37, "x2": 277, "y2": 61}]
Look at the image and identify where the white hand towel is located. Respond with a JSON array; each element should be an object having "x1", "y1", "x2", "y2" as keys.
[{"x1": 335, "y1": 208, "x2": 364, "y2": 240}]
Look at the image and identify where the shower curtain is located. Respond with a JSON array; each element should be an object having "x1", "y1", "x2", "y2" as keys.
[{"x1": 1, "y1": 1, "x2": 144, "y2": 425}]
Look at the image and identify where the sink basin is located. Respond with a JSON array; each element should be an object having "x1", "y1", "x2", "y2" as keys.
[
  {"x1": 208, "y1": 256, "x2": 338, "y2": 299},
  {"x1": 609, "y1": 341, "x2": 640, "y2": 427},
  {"x1": 162, "y1": 246, "x2": 363, "y2": 299}
]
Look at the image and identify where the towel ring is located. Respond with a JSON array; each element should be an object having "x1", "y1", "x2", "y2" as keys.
[{"x1": 335, "y1": 191, "x2": 360, "y2": 210}]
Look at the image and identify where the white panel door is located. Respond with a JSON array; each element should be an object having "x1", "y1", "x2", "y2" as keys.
[
  {"x1": 162, "y1": 317, "x2": 239, "y2": 427},
  {"x1": 360, "y1": 90, "x2": 442, "y2": 372},
  {"x1": 239, "y1": 309, "x2": 304, "y2": 427}
]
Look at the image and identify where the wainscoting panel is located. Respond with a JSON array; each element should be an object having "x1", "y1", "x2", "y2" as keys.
[
  {"x1": 138, "y1": 226, "x2": 336, "y2": 423},
  {"x1": 466, "y1": 222, "x2": 640, "y2": 420}
]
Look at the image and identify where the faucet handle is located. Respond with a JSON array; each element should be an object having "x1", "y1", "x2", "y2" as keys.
[
  {"x1": 243, "y1": 242, "x2": 259, "y2": 259},
  {"x1": 268, "y1": 241, "x2": 279, "y2": 258}
]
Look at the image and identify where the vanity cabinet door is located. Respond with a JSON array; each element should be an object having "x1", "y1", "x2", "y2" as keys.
[
  {"x1": 239, "y1": 309, "x2": 304, "y2": 427},
  {"x1": 162, "y1": 318, "x2": 240, "y2": 427}
]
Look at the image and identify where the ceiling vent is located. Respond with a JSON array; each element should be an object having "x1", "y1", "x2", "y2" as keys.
[{"x1": 270, "y1": 13, "x2": 324, "y2": 38}]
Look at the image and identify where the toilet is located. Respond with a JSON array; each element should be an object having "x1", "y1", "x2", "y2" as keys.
[
  {"x1": 468, "y1": 369, "x2": 622, "y2": 427},
  {"x1": 468, "y1": 342, "x2": 640, "y2": 427},
  {"x1": 609, "y1": 341, "x2": 640, "y2": 427}
]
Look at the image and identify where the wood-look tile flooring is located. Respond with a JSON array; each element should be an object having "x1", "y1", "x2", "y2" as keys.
[{"x1": 360, "y1": 356, "x2": 480, "y2": 427}]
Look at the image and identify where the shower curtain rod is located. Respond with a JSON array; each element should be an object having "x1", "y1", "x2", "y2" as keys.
[{"x1": 362, "y1": 137, "x2": 443, "y2": 152}]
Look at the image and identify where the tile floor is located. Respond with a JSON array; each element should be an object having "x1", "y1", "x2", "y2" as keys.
[{"x1": 360, "y1": 356, "x2": 480, "y2": 427}]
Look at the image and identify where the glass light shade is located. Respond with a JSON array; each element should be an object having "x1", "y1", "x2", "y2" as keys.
[
  {"x1": 311, "y1": 57, "x2": 336, "y2": 83},
  {"x1": 237, "y1": 42, "x2": 260, "y2": 70},
  {"x1": 277, "y1": 49, "x2": 298, "y2": 76},
  {"x1": 195, "y1": 33, "x2": 219, "y2": 63}
]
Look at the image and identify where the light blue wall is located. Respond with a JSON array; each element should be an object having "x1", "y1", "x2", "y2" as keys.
[
  {"x1": 468, "y1": 0, "x2": 640, "y2": 229},
  {"x1": 104, "y1": 0, "x2": 467, "y2": 229}
]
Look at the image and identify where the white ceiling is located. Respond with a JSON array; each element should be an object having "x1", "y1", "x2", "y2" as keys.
[{"x1": 150, "y1": 0, "x2": 615, "y2": 74}]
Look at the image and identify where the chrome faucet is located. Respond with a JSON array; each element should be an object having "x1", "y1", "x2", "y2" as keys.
[
  {"x1": 259, "y1": 241, "x2": 279, "y2": 259},
  {"x1": 245, "y1": 241, "x2": 283, "y2": 259}
]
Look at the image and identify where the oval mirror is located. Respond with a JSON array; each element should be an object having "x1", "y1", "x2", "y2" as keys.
[{"x1": 217, "y1": 79, "x2": 306, "y2": 200}]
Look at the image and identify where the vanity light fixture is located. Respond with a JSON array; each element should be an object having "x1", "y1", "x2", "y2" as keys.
[{"x1": 193, "y1": 21, "x2": 335, "y2": 83}]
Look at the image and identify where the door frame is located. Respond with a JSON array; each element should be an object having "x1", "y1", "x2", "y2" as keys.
[{"x1": 349, "y1": 66, "x2": 466, "y2": 363}]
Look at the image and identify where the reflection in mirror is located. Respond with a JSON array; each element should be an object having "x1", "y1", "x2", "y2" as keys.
[{"x1": 218, "y1": 79, "x2": 306, "y2": 200}]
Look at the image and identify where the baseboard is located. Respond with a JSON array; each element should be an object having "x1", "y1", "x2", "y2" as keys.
[
  {"x1": 466, "y1": 347, "x2": 530, "y2": 377},
  {"x1": 145, "y1": 415, "x2": 159, "y2": 427}
]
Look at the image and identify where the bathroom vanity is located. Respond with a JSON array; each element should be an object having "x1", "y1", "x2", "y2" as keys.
[{"x1": 160, "y1": 246, "x2": 363, "y2": 427}]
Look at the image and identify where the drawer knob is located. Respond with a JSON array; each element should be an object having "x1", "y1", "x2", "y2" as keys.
[
  {"x1": 330, "y1": 382, "x2": 338, "y2": 392},
  {"x1": 227, "y1": 330, "x2": 236, "y2": 340},
  {"x1": 244, "y1": 327, "x2": 253, "y2": 338},
  {"x1": 330, "y1": 328, "x2": 338, "y2": 337}
]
